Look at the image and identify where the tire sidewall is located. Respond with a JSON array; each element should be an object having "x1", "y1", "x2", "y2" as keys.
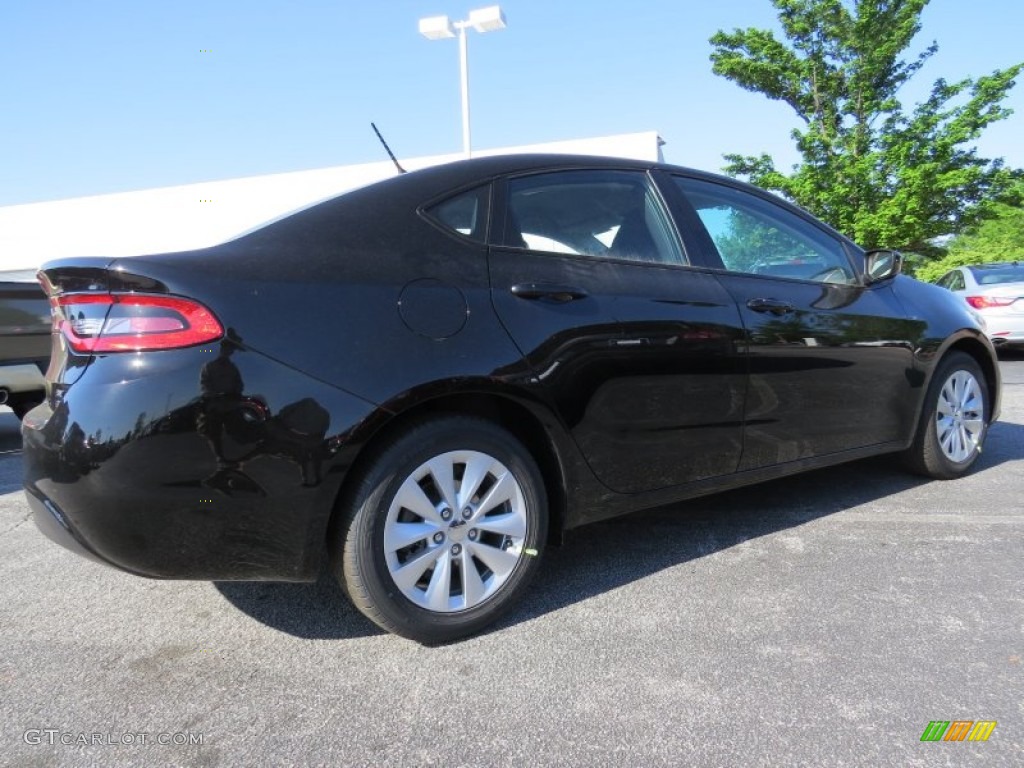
[
  {"x1": 347, "y1": 418, "x2": 547, "y2": 642},
  {"x1": 921, "y1": 352, "x2": 989, "y2": 477}
]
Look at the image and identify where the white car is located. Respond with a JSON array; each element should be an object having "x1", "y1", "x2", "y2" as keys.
[{"x1": 936, "y1": 262, "x2": 1024, "y2": 349}]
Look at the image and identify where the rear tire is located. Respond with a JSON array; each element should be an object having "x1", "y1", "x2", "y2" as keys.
[
  {"x1": 332, "y1": 416, "x2": 548, "y2": 644},
  {"x1": 903, "y1": 351, "x2": 989, "y2": 479}
]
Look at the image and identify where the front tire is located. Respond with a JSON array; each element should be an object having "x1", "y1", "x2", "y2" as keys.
[
  {"x1": 333, "y1": 416, "x2": 548, "y2": 643},
  {"x1": 903, "y1": 351, "x2": 989, "y2": 479}
]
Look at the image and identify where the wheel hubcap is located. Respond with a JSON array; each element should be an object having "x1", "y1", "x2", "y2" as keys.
[
  {"x1": 383, "y1": 450, "x2": 529, "y2": 613},
  {"x1": 936, "y1": 370, "x2": 984, "y2": 463}
]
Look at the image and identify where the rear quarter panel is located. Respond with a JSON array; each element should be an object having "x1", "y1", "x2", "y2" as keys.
[{"x1": 111, "y1": 179, "x2": 530, "y2": 411}]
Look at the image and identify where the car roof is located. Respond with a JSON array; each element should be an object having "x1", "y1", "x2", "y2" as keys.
[
  {"x1": 399, "y1": 152, "x2": 765, "y2": 194},
  {"x1": 226, "y1": 153, "x2": 858, "y2": 254},
  {"x1": 0, "y1": 269, "x2": 39, "y2": 283},
  {"x1": 361, "y1": 153, "x2": 857, "y2": 248}
]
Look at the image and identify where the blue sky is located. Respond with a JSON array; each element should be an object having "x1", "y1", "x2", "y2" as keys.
[{"x1": 2, "y1": 0, "x2": 1022, "y2": 207}]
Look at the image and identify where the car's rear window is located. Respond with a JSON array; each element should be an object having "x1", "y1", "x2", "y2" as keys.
[{"x1": 968, "y1": 264, "x2": 1024, "y2": 285}]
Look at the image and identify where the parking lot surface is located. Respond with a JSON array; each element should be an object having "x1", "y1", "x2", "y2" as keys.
[{"x1": 2, "y1": 357, "x2": 1022, "y2": 767}]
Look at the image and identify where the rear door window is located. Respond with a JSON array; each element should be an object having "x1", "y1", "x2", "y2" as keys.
[{"x1": 501, "y1": 170, "x2": 686, "y2": 267}]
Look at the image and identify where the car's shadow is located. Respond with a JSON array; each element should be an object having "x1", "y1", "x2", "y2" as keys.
[
  {"x1": 214, "y1": 570, "x2": 377, "y2": 639},
  {"x1": 215, "y1": 418, "x2": 1024, "y2": 642},
  {"x1": 0, "y1": 410, "x2": 22, "y2": 454}
]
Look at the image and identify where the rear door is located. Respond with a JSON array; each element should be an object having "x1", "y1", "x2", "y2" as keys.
[
  {"x1": 666, "y1": 174, "x2": 922, "y2": 469},
  {"x1": 487, "y1": 168, "x2": 747, "y2": 494}
]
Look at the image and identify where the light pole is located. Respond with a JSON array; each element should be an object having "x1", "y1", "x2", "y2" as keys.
[{"x1": 419, "y1": 6, "x2": 506, "y2": 159}]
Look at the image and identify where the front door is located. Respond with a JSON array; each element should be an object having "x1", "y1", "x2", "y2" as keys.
[{"x1": 669, "y1": 174, "x2": 923, "y2": 470}]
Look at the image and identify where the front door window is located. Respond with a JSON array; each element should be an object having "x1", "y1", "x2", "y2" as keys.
[{"x1": 674, "y1": 177, "x2": 855, "y2": 284}]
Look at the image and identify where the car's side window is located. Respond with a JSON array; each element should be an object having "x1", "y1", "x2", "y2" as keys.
[
  {"x1": 502, "y1": 170, "x2": 685, "y2": 266},
  {"x1": 423, "y1": 184, "x2": 490, "y2": 243},
  {"x1": 674, "y1": 176, "x2": 855, "y2": 284}
]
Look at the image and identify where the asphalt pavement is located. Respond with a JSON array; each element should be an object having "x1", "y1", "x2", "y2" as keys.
[{"x1": 1, "y1": 359, "x2": 1022, "y2": 767}]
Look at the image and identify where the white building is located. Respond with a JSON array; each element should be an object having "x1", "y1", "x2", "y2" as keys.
[{"x1": 0, "y1": 131, "x2": 664, "y2": 272}]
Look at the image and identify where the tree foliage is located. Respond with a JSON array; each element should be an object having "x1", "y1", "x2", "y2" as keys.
[
  {"x1": 713, "y1": 207, "x2": 819, "y2": 273},
  {"x1": 709, "y1": 0, "x2": 1022, "y2": 254},
  {"x1": 915, "y1": 182, "x2": 1024, "y2": 281}
]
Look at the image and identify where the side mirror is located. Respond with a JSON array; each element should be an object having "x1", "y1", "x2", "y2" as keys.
[{"x1": 864, "y1": 249, "x2": 903, "y2": 283}]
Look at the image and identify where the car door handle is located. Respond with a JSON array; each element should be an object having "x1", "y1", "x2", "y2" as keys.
[
  {"x1": 510, "y1": 283, "x2": 589, "y2": 303},
  {"x1": 746, "y1": 297, "x2": 796, "y2": 316}
]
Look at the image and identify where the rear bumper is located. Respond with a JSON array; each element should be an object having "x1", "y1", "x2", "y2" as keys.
[
  {"x1": 21, "y1": 346, "x2": 378, "y2": 581},
  {"x1": 989, "y1": 332, "x2": 1024, "y2": 346},
  {"x1": 980, "y1": 312, "x2": 1024, "y2": 345},
  {"x1": 24, "y1": 485, "x2": 127, "y2": 570}
]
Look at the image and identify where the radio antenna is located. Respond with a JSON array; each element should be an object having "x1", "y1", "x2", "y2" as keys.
[{"x1": 371, "y1": 122, "x2": 407, "y2": 174}]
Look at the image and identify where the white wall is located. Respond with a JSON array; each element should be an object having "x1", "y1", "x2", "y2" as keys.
[{"x1": 0, "y1": 131, "x2": 663, "y2": 271}]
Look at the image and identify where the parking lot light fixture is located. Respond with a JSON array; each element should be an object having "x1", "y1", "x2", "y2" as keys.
[
  {"x1": 419, "y1": 6, "x2": 507, "y2": 158},
  {"x1": 467, "y1": 5, "x2": 506, "y2": 33},
  {"x1": 418, "y1": 15, "x2": 455, "y2": 40}
]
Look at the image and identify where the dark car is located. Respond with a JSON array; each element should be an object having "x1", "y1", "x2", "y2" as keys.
[
  {"x1": 1, "y1": 269, "x2": 50, "y2": 418},
  {"x1": 22, "y1": 155, "x2": 1000, "y2": 643}
]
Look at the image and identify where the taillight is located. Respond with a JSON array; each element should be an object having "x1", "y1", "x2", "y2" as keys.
[
  {"x1": 965, "y1": 295, "x2": 1015, "y2": 309},
  {"x1": 55, "y1": 294, "x2": 223, "y2": 352}
]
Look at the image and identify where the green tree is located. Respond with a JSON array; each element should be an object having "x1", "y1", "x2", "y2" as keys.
[
  {"x1": 709, "y1": 0, "x2": 1022, "y2": 255},
  {"x1": 915, "y1": 182, "x2": 1024, "y2": 281}
]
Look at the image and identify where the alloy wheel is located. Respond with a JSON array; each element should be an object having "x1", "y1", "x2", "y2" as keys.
[
  {"x1": 383, "y1": 450, "x2": 529, "y2": 613},
  {"x1": 935, "y1": 369, "x2": 985, "y2": 463}
]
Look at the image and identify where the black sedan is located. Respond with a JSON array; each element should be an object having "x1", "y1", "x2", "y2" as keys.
[{"x1": 22, "y1": 154, "x2": 1000, "y2": 643}]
